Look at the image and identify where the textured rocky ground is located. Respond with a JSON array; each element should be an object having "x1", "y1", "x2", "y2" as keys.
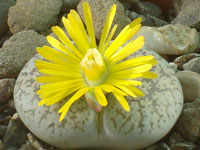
[{"x1": 1, "y1": 0, "x2": 200, "y2": 149}]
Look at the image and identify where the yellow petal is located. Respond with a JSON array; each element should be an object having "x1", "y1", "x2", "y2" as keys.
[
  {"x1": 101, "y1": 24, "x2": 118, "y2": 52},
  {"x1": 47, "y1": 36, "x2": 79, "y2": 63},
  {"x1": 111, "y1": 84, "x2": 137, "y2": 98},
  {"x1": 51, "y1": 26, "x2": 83, "y2": 59},
  {"x1": 58, "y1": 87, "x2": 91, "y2": 122},
  {"x1": 110, "y1": 55, "x2": 154, "y2": 72},
  {"x1": 67, "y1": 13, "x2": 90, "y2": 50},
  {"x1": 99, "y1": 4, "x2": 116, "y2": 52},
  {"x1": 36, "y1": 46, "x2": 78, "y2": 66},
  {"x1": 141, "y1": 71, "x2": 158, "y2": 79},
  {"x1": 83, "y1": 2, "x2": 97, "y2": 48},
  {"x1": 111, "y1": 64, "x2": 152, "y2": 77},
  {"x1": 62, "y1": 17, "x2": 88, "y2": 53},
  {"x1": 109, "y1": 36, "x2": 144, "y2": 63},
  {"x1": 94, "y1": 86, "x2": 107, "y2": 106},
  {"x1": 129, "y1": 17, "x2": 142, "y2": 28},
  {"x1": 35, "y1": 60, "x2": 80, "y2": 73},
  {"x1": 104, "y1": 25, "x2": 130, "y2": 59},
  {"x1": 127, "y1": 86, "x2": 145, "y2": 97},
  {"x1": 109, "y1": 73, "x2": 142, "y2": 80},
  {"x1": 113, "y1": 93, "x2": 130, "y2": 111},
  {"x1": 100, "y1": 84, "x2": 127, "y2": 96}
]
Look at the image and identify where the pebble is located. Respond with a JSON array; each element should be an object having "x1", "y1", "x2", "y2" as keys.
[
  {"x1": 132, "y1": 24, "x2": 199, "y2": 55},
  {"x1": 168, "y1": 132, "x2": 198, "y2": 150},
  {"x1": 8, "y1": 0, "x2": 62, "y2": 34},
  {"x1": 14, "y1": 48, "x2": 183, "y2": 149},
  {"x1": 127, "y1": 11, "x2": 168, "y2": 27},
  {"x1": 177, "y1": 71, "x2": 200, "y2": 103},
  {"x1": 175, "y1": 99, "x2": 200, "y2": 142},
  {"x1": 172, "y1": 0, "x2": 200, "y2": 30},
  {"x1": 77, "y1": 0, "x2": 131, "y2": 39},
  {"x1": 0, "y1": 140, "x2": 4, "y2": 150},
  {"x1": 61, "y1": 0, "x2": 81, "y2": 13},
  {"x1": 0, "y1": 79, "x2": 15, "y2": 104},
  {"x1": 0, "y1": 125, "x2": 7, "y2": 138},
  {"x1": 183, "y1": 57, "x2": 200, "y2": 74},
  {"x1": 0, "y1": 30, "x2": 47, "y2": 79},
  {"x1": 0, "y1": 0, "x2": 15, "y2": 37},
  {"x1": 174, "y1": 53, "x2": 200, "y2": 70},
  {"x1": 133, "y1": 1, "x2": 162, "y2": 18},
  {"x1": 3, "y1": 113, "x2": 29, "y2": 149},
  {"x1": 145, "y1": 142, "x2": 170, "y2": 150}
]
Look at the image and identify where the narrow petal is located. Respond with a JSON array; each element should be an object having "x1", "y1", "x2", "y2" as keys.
[
  {"x1": 47, "y1": 36, "x2": 79, "y2": 63},
  {"x1": 38, "y1": 69, "x2": 81, "y2": 77},
  {"x1": 109, "y1": 36, "x2": 144, "y2": 63},
  {"x1": 113, "y1": 93, "x2": 130, "y2": 111},
  {"x1": 58, "y1": 87, "x2": 91, "y2": 122},
  {"x1": 40, "y1": 79, "x2": 84, "y2": 90},
  {"x1": 104, "y1": 25, "x2": 130, "y2": 58},
  {"x1": 83, "y1": 2, "x2": 97, "y2": 48},
  {"x1": 127, "y1": 86, "x2": 145, "y2": 97},
  {"x1": 110, "y1": 84, "x2": 137, "y2": 98},
  {"x1": 100, "y1": 84, "x2": 127, "y2": 96},
  {"x1": 109, "y1": 73, "x2": 142, "y2": 80},
  {"x1": 110, "y1": 55, "x2": 155, "y2": 72},
  {"x1": 36, "y1": 46, "x2": 78, "y2": 66},
  {"x1": 35, "y1": 60, "x2": 80, "y2": 73},
  {"x1": 62, "y1": 17, "x2": 88, "y2": 53},
  {"x1": 99, "y1": 4, "x2": 116, "y2": 52},
  {"x1": 94, "y1": 87, "x2": 108, "y2": 106},
  {"x1": 111, "y1": 64, "x2": 152, "y2": 76},
  {"x1": 141, "y1": 71, "x2": 158, "y2": 79},
  {"x1": 67, "y1": 13, "x2": 90, "y2": 50},
  {"x1": 51, "y1": 26, "x2": 83, "y2": 59},
  {"x1": 101, "y1": 24, "x2": 118, "y2": 52}
]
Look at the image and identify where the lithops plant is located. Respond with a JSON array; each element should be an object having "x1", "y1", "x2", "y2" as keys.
[{"x1": 14, "y1": 2, "x2": 183, "y2": 150}]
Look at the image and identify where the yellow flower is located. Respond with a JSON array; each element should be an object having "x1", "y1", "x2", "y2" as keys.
[{"x1": 35, "y1": 2, "x2": 157, "y2": 122}]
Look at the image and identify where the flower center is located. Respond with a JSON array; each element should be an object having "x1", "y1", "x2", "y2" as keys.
[{"x1": 81, "y1": 48, "x2": 107, "y2": 86}]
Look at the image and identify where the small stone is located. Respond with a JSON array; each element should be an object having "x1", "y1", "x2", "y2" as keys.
[
  {"x1": 174, "y1": 53, "x2": 200, "y2": 70},
  {"x1": 118, "y1": 0, "x2": 139, "y2": 5},
  {"x1": 0, "y1": 140, "x2": 4, "y2": 150},
  {"x1": 0, "y1": 125, "x2": 7, "y2": 138},
  {"x1": 0, "y1": 30, "x2": 47, "y2": 78},
  {"x1": 172, "y1": 0, "x2": 200, "y2": 30},
  {"x1": 0, "y1": 0, "x2": 15, "y2": 36},
  {"x1": 169, "y1": 62, "x2": 178, "y2": 72},
  {"x1": 132, "y1": 24, "x2": 199, "y2": 55},
  {"x1": 175, "y1": 99, "x2": 200, "y2": 142},
  {"x1": 133, "y1": 1, "x2": 162, "y2": 18},
  {"x1": 19, "y1": 142, "x2": 35, "y2": 150},
  {"x1": 173, "y1": 0, "x2": 183, "y2": 15},
  {"x1": 61, "y1": 0, "x2": 81, "y2": 13},
  {"x1": 168, "y1": 132, "x2": 198, "y2": 150},
  {"x1": 183, "y1": 57, "x2": 200, "y2": 74},
  {"x1": 177, "y1": 71, "x2": 200, "y2": 102},
  {"x1": 77, "y1": 0, "x2": 131, "y2": 39},
  {"x1": 145, "y1": 142, "x2": 170, "y2": 150},
  {"x1": 0, "y1": 79, "x2": 15, "y2": 104},
  {"x1": 128, "y1": 11, "x2": 168, "y2": 27},
  {"x1": 8, "y1": 0, "x2": 62, "y2": 34},
  {"x1": 3, "y1": 113, "x2": 29, "y2": 149}
]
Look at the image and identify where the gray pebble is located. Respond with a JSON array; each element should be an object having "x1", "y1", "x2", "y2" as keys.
[
  {"x1": 8, "y1": 0, "x2": 62, "y2": 34},
  {"x1": 0, "y1": 30, "x2": 47, "y2": 78},
  {"x1": 0, "y1": 0, "x2": 15, "y2": 36},
  {"x1": 175, "y1": 99, "x2": 200, "y2": 142},
  {"x1": 177, "y1": 71, "x2": 200, "y2": 102},
  {"x1": 183, "y1": 57, "x2": 200, "y2": 74},
  {"x1": 77, "y1": 0, "x2": 131, "y2": 39},
  {"x1": 0, "y1": 79, "x2": 15, "y2": 104}
]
